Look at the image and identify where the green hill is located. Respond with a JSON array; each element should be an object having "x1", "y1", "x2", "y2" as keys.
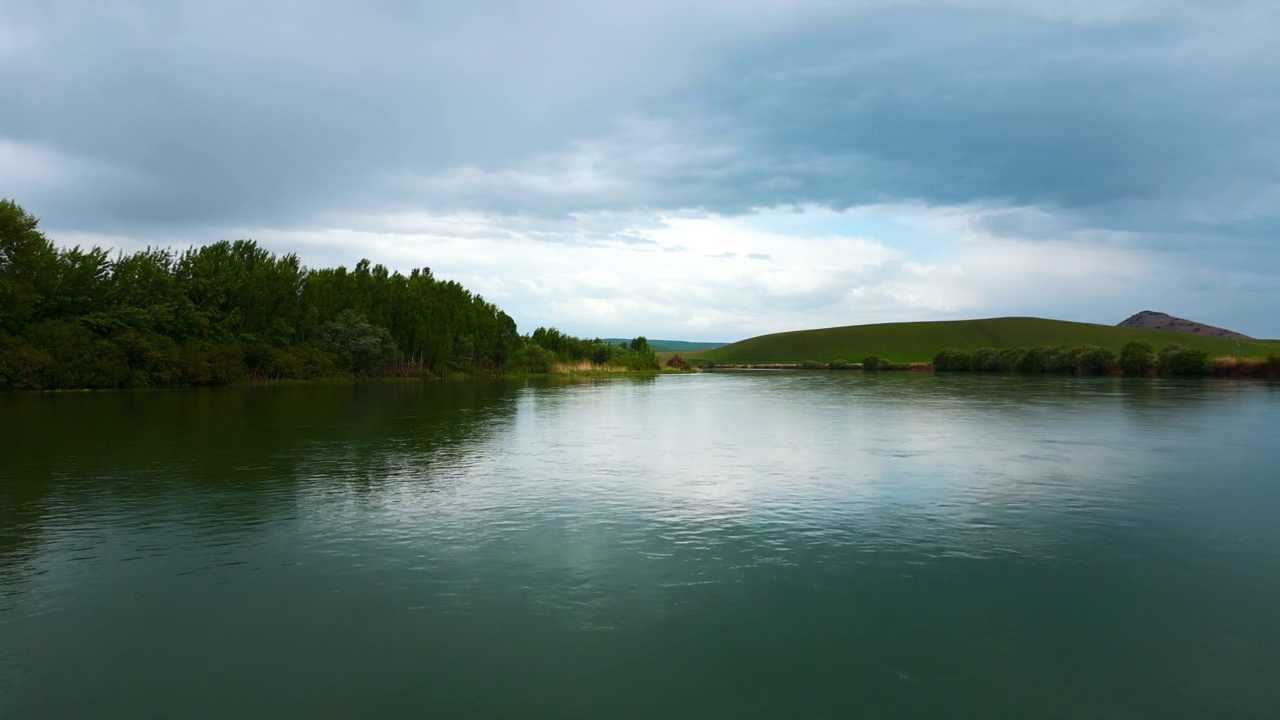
[{"x1": 698, "y1": 317, "x2": 1280, "y2": 364}]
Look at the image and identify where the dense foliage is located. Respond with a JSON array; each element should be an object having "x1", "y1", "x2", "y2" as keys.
[
  {"x1": 0, "y1": 200, "x2": 656, "y2": 390},
  {"x1": 520, "y1": 327, "x2": 659, "y2": 372},
  {"x1": 929, "y1": 341, "x2": 1269, "y2": 377}
]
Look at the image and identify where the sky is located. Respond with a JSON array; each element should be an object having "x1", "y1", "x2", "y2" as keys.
[{"x1": 3, "y1": 0, "x2": 1278, "y2": 340}]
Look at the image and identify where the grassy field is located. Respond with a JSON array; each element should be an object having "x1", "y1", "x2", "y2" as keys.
[{"x1": 694, "y1": 317, "x2": 1280, "y2": 364}]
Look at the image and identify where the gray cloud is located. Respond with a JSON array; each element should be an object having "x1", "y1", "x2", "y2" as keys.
[
  {"x1": 3, "y1": 0, "x2": 1279, "y2": 336},
  {"x1": 4, "y1": 0, "x2": 1274, "y2": 235}
]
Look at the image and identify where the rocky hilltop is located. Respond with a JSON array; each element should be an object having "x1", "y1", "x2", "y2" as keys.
[{"x1": 1117, "y1": 311, "x2": 1253, "y2": 340}]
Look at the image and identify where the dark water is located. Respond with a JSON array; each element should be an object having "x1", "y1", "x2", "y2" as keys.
[{"x1": 2, "y1": 374, "x2": 1279, "y2": 718}]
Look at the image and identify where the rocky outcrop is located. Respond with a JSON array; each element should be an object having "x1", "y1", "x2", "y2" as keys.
[{"x1": 1117, "y1": 311, "x2": 1252, "y2": 340}]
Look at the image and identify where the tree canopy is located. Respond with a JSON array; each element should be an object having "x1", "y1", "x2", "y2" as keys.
[{"x1": 0, "y1": 199, "x2": 656, "y2": 390}]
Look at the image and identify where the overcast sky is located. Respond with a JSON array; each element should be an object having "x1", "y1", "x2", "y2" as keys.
[{"x1": 3, "y1": 0, "x2": 1278, "y2": 340}]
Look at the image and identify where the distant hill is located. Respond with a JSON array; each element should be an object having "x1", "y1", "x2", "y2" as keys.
[
  {"x1": 601, "y1": 338, "x2": 729, "y2": 352},
  {"x1": 1117, "y1": 311, "x2": 1253, "y2": 340},
  {"x1": 697, "y1": 317, "x2": 1280, "y2": 364}
]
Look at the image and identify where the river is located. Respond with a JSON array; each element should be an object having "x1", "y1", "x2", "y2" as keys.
[{"x1": 2, "y1": 373, "x2": 1278, "y2": 717}]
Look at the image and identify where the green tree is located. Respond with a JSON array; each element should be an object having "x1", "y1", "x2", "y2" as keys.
[
  {"x1": 999, "y1": 347, "x2": 1027, "y2": 372},
  {"x1": 316, "y1": 310, "x2": 400, "y2": 376},
  {"x1": 932, "y1": 348, "x2": 972, "y2": 371},
  {"x1": 1072, "y1": 345, "x2": 1116, "y2": 375},
  {"x1": 970, "y1": 347, "x2": 1002, "y2": 372},
  {"x1": 1118, "y1": 341, "x2": 1156, "y2": 377},
  {"x1": 0, "y1": 336, "x2": 52, "y2": 389},
  {"x1": 0, "y1": 199, "x2": 58, "y2": 333},
  {"x1": 1157, "y1": 344, "x2": 1208, "y2": 376}
]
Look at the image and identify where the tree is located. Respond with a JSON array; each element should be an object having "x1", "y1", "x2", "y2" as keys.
[
  {"x1": 999, "y1": 347, "x2": 1027, "y2": 372},
  {"x1": 0, "y1": 199, "x2": 58, "y2": 333},
  {"x1": 316, "y1": 310, "x2": 400, "y2": 375},
  {"x1": 1017, "y1": 346, "x2": 1056, "y2": 373},
  {"x1": 862, "y1": 356, "x2": 891, "y2": 371},
  {"x1": 932, "y1": 348, "x2": 972, "y2": 371},
  {"x1": 1072, "y1": 345, "x2": 1116, "y2": 375},
  {"x1": 1157, "y1": 344, "x2": 1208, "y2": 376},
  {"x1": 970, "y1": 347, "x2": 1001, "y2": 372},
  {"x1": 1118, "y1": 341, "x2": 1155, "y2": 377}
]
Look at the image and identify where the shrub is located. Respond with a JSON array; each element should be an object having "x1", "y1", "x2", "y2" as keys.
[
  {"x1": 510, "y1": 344, "x2": 555, "y2": 374},
  {"x1": 861, "y1": 356, "x2": 890, "y2": 371},
  {"x1": 1045, "y1": 347, "x2": 1075, "y2": 374},
  {"x1": 1073, "y1": 345, "x2": 1116, "y2": 375},
  {"x1": 999, "y1": 347, "x2": 1027, "y2": 372},
  {"x1": 1118, "y1": 340, "x2": 1156, "y2": 377},
  {"x1": 932, "y1": 349, "x2": 972, "y2": 371},
  {"x1": 1157, "y1": 344, "x2": 1208, "y2": 376},
  {"x1": 206, "y1": 344, "x2": 247, "y2": 385},
  {"x1": 24, "y1": 320, "x2": 129, "y2": 389},
  {"x1": 971, "y1": 347, "x2": 1002, "y2": 372},
  {"x1": 666, "y1": 354, "x2": 685, "y2": 368},
  {"x1": 0, "y1": 335, "x2": 52, "y2": 389},
  {"x1": 1017, "y1": 346, "x2": 1055, "y2": 373},
  {"x1": 286, "y1": 345, "x2": 339, "y2": 380},
  {"x1": 829, "y1": 359, "x2": 849, "y2": 370},
  {"x1": 316, "y1": 309, "x2": 400, "y2": 375},
  {"x1": 622, "y1": 351, "x2": 661, "y2": 371},
  {"x1": 799, "y1": 360, "x2": 825, "y2": 370}
]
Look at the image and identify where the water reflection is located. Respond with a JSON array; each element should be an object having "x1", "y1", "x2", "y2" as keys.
[{"x1": 2, "y1": 374, "x2": 1279, "y2": 717}]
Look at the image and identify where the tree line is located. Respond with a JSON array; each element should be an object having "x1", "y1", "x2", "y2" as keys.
[
  {"x1": 933, "y1": 342, "x2": 1280, "y2": 377},
  {"x1": 0, "y1": 199, "x2": 657, "y2": 390}
]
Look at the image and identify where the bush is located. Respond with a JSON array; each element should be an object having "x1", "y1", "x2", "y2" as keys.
[
  {"x1": 970, "y1": 347, "x2": 1001, "y2": 372},
  {"x1": 861, "y1": 356, "x2": 890, "y2": 371},
  {"x1": 113, "y1": 328, "x2": 179, "y2": 387},
  {"x1": 622, "y1": 351, "x2": 661, "y2": 371},
  {"x1": 316, "y1": 309, "x2": 400, "y2": 376},
  {"x1": 829, "y1": 359, "x2": 849, "y2": 370},
  {"x1": 510, "y1": 344, "x2": 556, "y2": 374},
  {"x1": 666, "y1": 354, "x2": 685, "y2": 368},
  {"x1": 1119, "y1": 341, "x2": 1156, "y2": 377},
  {"x1": 1045, "y1": 347, "x2": 1075, "y2": 374},
  {"x1": 1157, "y1": 344, "x2": 1208, "y2": 376},
  {"x1": 24, "y1": 320, "x2": 129, "y2": 389},
  {"x1": 206, "y1": 344, "x2": 247, "y2": 385},
  {"x1": 1073, "y1": 345, "x2": 1116, "y2": 375},
  {"x1": 932, "y1": 348, "x2": 972, "y2": 372},
  {"x1": 1017, "y1": 346, "x2": 1054, "y2": 373},
  {"x1": 798, "y1": 360, "x2": 825, "y2": 370},
  {"x1": 999, "y1": 347, "x2": 1027, "y2": 372},
  {"x1": 287, "y1": 344, "x2": 339, "y2": 380},
  {"x1": 0, "y1": 335, "x2": 52, "y2": 389}
]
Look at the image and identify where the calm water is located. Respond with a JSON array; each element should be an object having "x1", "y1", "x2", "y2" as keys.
[{"x1": 2, "y1": 374, "x2": 1279, "y2": 718}]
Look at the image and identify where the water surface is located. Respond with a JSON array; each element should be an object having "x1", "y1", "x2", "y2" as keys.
[{"x1": 2, "y1": 374, "x2": 1279, "y2": 717}]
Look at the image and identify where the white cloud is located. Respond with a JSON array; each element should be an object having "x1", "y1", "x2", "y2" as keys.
[
  {"x1": 11, "y1": 0, "x2": 1280, "y2": 337},
  {"x1": 43, "y1": 203, "x2": 1204, "y2": 340}
]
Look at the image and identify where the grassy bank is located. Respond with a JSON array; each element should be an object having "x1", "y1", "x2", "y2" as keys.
[{"x1": 696, "y1": 317, "x2": 1280, "y2": 365}]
